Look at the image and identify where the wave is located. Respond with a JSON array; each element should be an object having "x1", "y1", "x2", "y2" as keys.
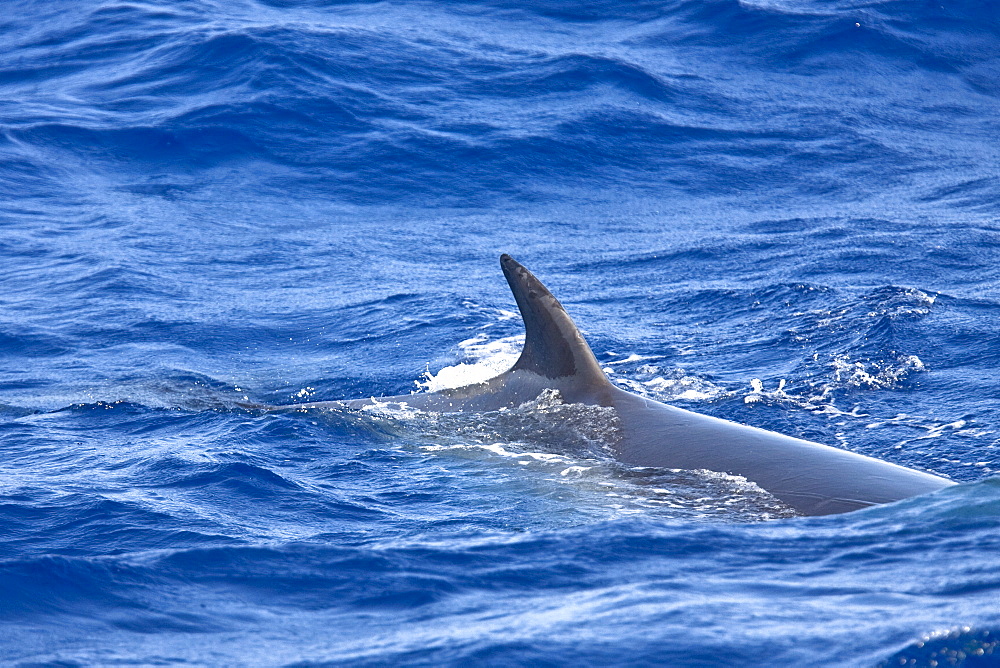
[
  {"x1": 2, "y1": 1, "x2": 1000, "y2": 663},
  {"x1": 1, "y1": 477, "x2": 997, "y2": 663},
  {"x1": 3, "y1": 0, "x2": 997, "y2": 208}
]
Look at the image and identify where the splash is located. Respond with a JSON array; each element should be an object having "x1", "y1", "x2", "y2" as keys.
[
  {"x1": 336, "y1": 383, "x2": 792, "y2": 522},
  {"x1": 880, "y1": 627, "x2": 999, "y2": 667},
  {"x1": 415, "y1": 333, "x2": 524, "y2": 392},
  {"x1": 828, "y1": 353, "x2": 925, "y2": 390},
  {"x1": 602, "y1": 354, "x2": 730, "y2": 403}
]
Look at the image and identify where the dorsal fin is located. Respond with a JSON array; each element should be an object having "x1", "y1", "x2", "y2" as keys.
[{"x1": 500, "y1": 254, "x2": 610, "y2": 386}]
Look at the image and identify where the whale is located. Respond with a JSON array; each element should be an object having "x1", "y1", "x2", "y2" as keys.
[{"x1": 281, "y1": 254, "x2": 956, "y2": 516}]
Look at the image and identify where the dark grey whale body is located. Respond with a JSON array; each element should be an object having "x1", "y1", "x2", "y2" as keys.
[{"x1": 288, "y1": 254, "x2": 955, "y2": 516}]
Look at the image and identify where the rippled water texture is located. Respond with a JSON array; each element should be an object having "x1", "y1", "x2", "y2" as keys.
[{"x1": 2, "y1": 0, "x2": 1000, "y2": 665}]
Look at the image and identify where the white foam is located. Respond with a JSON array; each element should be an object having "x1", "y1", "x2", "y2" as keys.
[
  {"x1": 415, "y1": 333, "x2": 523, "y2": 392},
  {"x1": 358, "y1": 398, "x2": 423, "y2": 419},
  {"x1": 744, "y1": 378, "x2": 788, "y2": 404},
  {"x1": 559, "y1": 466, "x2": 592, "y2": 477},
  {"x1": 419, "y1": 441, "x2": 571, "y2": 464},
  {"x1": 617, "y1": 373, "x2": 727, "y2": 403},
  {"x1": 603, "y1": 353, "x2": 654, "y2": 366},
  {"x1": 829, "y1": 354, "x2": 925, "y2": 390}
]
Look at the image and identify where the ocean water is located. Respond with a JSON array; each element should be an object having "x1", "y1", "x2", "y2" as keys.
[{"x1": 2, "y1": 0, "x2": 1000, "y2": 665}]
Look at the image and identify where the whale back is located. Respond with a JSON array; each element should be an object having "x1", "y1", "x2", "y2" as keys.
[{"x1": 278, "y1": 255, "x2": 955, "y2": 517}]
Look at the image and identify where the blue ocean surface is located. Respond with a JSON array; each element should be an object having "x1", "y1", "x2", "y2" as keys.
[{"x1": 2, "y1": 0, "x2": 1000, "y2": 665}]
